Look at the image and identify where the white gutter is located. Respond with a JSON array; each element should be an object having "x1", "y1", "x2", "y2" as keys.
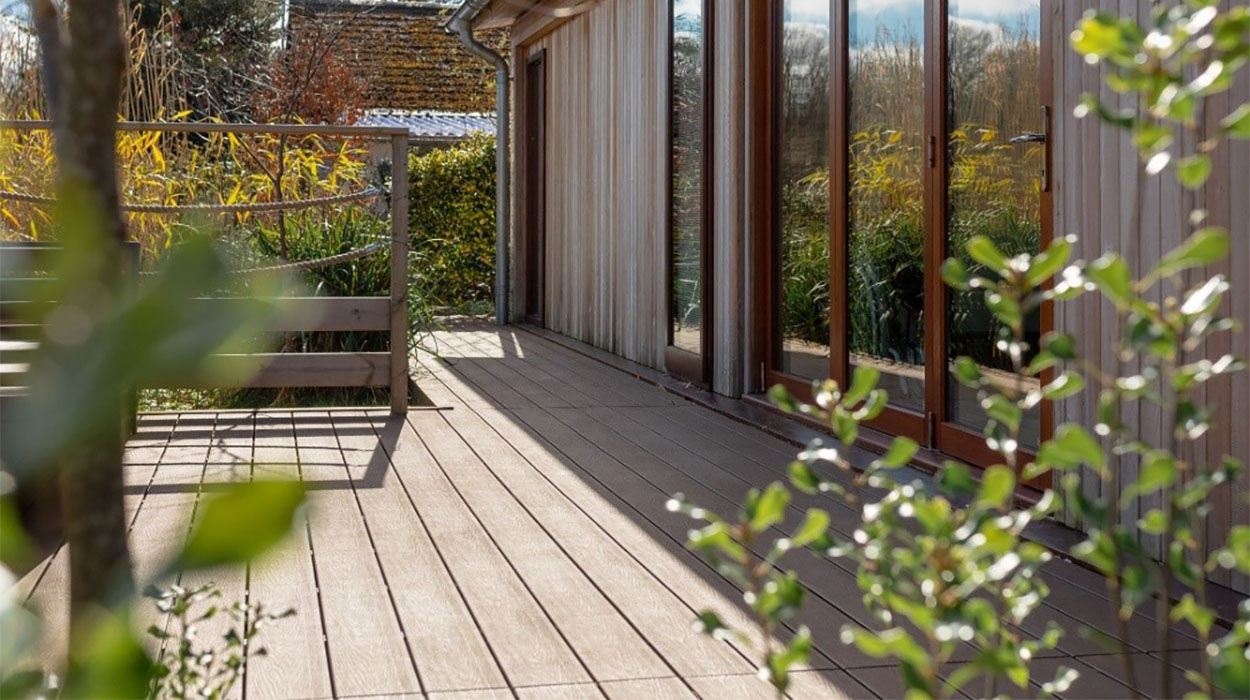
[{"x1": 447, "y1": 1, "x2": 510, "y2": 326}]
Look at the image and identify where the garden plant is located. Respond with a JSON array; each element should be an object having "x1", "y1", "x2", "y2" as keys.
[{"x1": 677, "y1": 1, "x2": 1249, "y2": 697}]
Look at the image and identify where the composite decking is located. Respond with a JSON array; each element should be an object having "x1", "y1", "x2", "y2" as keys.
[{"x1": 13, "y1": 321, "x2": 1212, "y2": 699}]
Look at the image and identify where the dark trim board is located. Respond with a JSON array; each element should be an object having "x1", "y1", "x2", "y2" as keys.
[{"x1": 522, "y1": 49, "x2": 548, "y2": 326}]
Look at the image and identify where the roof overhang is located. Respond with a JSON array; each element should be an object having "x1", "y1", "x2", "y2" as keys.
[{"x1": 448, "y1": 0, "x2": 594, "y2": 31}]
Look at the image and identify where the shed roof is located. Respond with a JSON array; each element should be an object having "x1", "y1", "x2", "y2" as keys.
[{"x1": 357, "y1": 108, "x2": 496, "y2": 141}]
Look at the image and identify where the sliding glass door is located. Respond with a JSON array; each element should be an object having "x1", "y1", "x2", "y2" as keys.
[
  {"x1": 767, "y1": 0, "x2": 1050, "y2": 463},
  {"x1": 846, "y1": 0, "x2": 927, "y2": 420},
  {"x1": 941, "y1": 0, "x2": 1046, "y2": 455}
]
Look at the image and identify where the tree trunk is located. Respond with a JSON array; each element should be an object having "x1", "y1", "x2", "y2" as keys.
[{"x1": 33, "y1": 0, "x2": 135, "y2": 622}]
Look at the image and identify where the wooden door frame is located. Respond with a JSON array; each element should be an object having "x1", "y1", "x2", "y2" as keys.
[
  {"x1": 665, "y1": 0, "x2": 714, "y2": 386},
  {"x1": 522, "y1": 49, "x2": 547, "y2": 326},
  {"x1": 755, "y1": 0, "x2": 1054, "y2": 470},
  {"x1": 760, "y1": 0, "x2": 820, "y2": 402},
  {"x1": 931, "y1": 0, "x2": 1055, "y2": 475}
]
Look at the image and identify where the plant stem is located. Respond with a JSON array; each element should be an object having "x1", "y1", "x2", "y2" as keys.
[{"x1": 1105, "y1": 451, "x2": 1141, "y2": 698}]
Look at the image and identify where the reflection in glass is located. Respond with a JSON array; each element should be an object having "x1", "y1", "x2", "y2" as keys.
[
  {"x1": 777, "y1": 0, "x2": 831, "y2": 379},
  {"x1": 671, "y1": 0, "x2": 704, "y2": 354},
  {"x1": 847, "y1": 0, "x2": 926, "y2": 412},
  {"x1": 945, "y1": 0, "x2": 1042, "y2": 449}
]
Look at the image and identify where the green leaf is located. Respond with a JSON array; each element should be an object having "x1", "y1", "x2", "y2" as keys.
[
  {"x1": 1176, "y1": 154, "x2": 1212, "y2": 189},
  {"x1": 1137, "y1": 451, "x2": 1177, "y2": 494},
  {"x1": 1170, "y1": 594, "x2": 1216, "y2": 637},
  {"x1": 845, "y1": 365, "x2": 880, "y2": 405},
  {"x1": 768, "y1": 384, "x2": 799, "y2": 413},
  {"x1": 872, "y1": 437, "x2": 919, "y2": 470},
  {"x1": 767, "y1": 625, "x2": 813, "y2": 693},
  {"x1": 788, "y1": 461, "x2": 822, "y2": 494},
  {"x1": 689, "y1": 521, "x2": 746, "y2": 561},
  {"x1": 965, "y1": 235, "x2": 1009, "y2": 271},
  {"x1": 1042, "y1": 371, "x2": 1086, "y2": 400},
  {"x1": 977, "y1": 465, "x2": 1016, "y2": 508},
  {"x1": 1049, "y1": 424, "x2": 1106, "y2": 476},
  {"x1": 1026, "y1": 236, "x2": 1072, "y2": 287},
  {"x1": 1180, "y1": 275, "x2": 1228, "y2": 317},
  {"x1": 1072, "y1": 530, "x2": 1117, "y2": 576},
  {"x1": 1221, "y1": 103, "x2": 1250, "y2": 139},
  {"x1": 951, "y1": 356, "x2": 985, "y2": 388},
  {"x1": 841, "y1": 626, "x2": 931, "y2": 670},
  {"x1": 985, "y1": 291, "x2": 1023, "y2": 328},
  {"x1": 748, "y1": 482, "x2": 791, "y2": 533},
  {"x1": 1138, "y1": 509, "x2": 1168, "y2": 535},
  {"x1": 1085, "y1": 253, "x2": 1133, "y2": 307},
  {"x1": 938, "y1": 461, "x2": 978, "y2": 496},
  {"x1": 1042, "y1": 666, "x2": 1080, "y2": 695},
  {"x1": 62, "y1": 609, "x2": 153, "y2": 700},
  {"x1": 694, "y1": 610, "x2": 728, "y2": 637},
  {"x1": 1212, "y1": 526, "x2": 1250, "y2": 573},
  {"x1": 176, "y1": 481, "x2": 306, "y2": 571},
  {"x1": 982, "y1": 394, "x2": 1023, "y2": 433},
  {"x1": 1028, "y1": 332, "x2": 1078, "y2": 373},
  {"x1": 790, "y1": 509, "x2": 830, "y2": 548},
  {"x1": 941, "y1": 258, "x2": 972, "y2": 290},
  {"x1": 1153, "y1": 228, "x2": 1230, "y2": 278},
  {"x1": 832, "y1": 411, "x2": 859, "y2": 446},
  {"x1": 1071, "y1": 13, "x2": 1130, "y2": 62}
]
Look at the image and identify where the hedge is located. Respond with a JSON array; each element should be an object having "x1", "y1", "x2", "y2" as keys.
[{"x1": 408, "y1": 134, "x2": 497, "y2": 310}]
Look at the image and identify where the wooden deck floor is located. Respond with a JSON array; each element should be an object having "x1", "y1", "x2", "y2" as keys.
[{"x1": 14, "y1": 321, "x2": 1210, "y2": 699}]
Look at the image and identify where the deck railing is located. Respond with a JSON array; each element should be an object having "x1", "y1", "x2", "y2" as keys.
[{"x1": 0, "y1": 121, "x2": 411, "y2": 414}]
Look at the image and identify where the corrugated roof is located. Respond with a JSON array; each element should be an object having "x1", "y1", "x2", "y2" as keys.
[{"x1": 358, "y1": 109, "x2": 496, "y2": 140}]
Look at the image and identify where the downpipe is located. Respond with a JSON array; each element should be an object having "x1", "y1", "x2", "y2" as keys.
[{"x1": 449, "y1": 16, "x2": 510, "y2": 326}]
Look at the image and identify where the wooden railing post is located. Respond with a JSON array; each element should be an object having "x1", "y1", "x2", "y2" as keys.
[{"x1": 389, "y1": 132, "x2": 410, "y2": 415}]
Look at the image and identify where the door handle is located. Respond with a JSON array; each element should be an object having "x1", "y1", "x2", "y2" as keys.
[
  {"x1": 1009, "y1": 132, "x2": 1046, "y2": 144},
  {"x1": 1009, "y1": 106, "x2": 1051, "y2": 192}
]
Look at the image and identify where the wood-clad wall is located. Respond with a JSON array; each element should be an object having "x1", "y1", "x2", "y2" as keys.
[
  {"x1": 1051, "y1": 0, "x2": 1250, "y2": 593},
  {"x1": 512, "y1": 0, "x2": 669, "y2": 369},
  {"x1": 507, "y1": 0, "x2": 1248, "y2": 593}
]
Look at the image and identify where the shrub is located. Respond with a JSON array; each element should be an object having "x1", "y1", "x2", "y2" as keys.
[{"x1": 408, "y1": 134, "x2": 497, "y2": 312}]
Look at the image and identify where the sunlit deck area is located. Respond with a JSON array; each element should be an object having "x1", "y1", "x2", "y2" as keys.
[{"x1": 14, "y1": 322, "x2": 1209, "y2": 699}]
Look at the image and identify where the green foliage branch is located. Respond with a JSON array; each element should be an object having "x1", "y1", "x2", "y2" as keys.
[{"x1": 1063, "y1": 3, "x2": 1250, "y2": 697}]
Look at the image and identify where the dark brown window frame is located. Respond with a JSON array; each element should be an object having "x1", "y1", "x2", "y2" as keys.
[
  {"x1": 522, "y1": 49, "x2": 548, "y2": 326},
  {"x1": 757, "y1": 0, "x2": 1056, "y2": 474},
  {"x1": 665, "y1": 0, "x2": 715, "y2": 386}
]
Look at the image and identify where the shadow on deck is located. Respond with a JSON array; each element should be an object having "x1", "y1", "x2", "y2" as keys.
[{"x1": 11, "y1": 321, "x2": 1208, "y2": 699}]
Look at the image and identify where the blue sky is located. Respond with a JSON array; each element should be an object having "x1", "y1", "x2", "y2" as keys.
[{"x1": 784, "y1": 0, "x2": 1039, "y2": 45}]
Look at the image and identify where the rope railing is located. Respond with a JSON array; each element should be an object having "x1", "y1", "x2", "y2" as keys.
[
  {"x1": 0, "y1": 187, "x2": 383, "y2": 214},
  {"x1": 0, "y1": 120, "x2": 412, "y2": 413},
  {"x1": 137, "y1": 241, "x2": 388, "y2": 277}
]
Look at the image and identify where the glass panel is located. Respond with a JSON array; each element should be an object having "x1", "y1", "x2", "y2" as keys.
[
  {"x1": 847, "y1": 0, "x2": 926, "y2": 412},
  {"x1": 945, "y1": 0, "x2": 1042, "y2": 450},
  {"x1": 671, "y1": 0, "x2": 704, "y2": 354},
  {"x1": 777, "y1": 0, "x2": 831, "y2": 379}
]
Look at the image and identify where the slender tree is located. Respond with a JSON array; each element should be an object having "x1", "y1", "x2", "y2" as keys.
[{"x1": 28, "y1": 0, "x2": 135, "y2": 623}]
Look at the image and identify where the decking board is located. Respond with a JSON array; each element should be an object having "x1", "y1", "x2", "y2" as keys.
[{"x1": 13, "y1": 321, "x2": 1217, "y2": 699}]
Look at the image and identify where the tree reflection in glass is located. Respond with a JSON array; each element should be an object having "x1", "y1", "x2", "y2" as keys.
[
  {"x1": 777, "y1": 0, "x2": 831, "y2": 380},
  {"x1": 671, "y1": 0, "x2": 704, "y2": 354},
  {"x1": 846, "y1": 3, "x2": 926, "y2": 413},
  {"x1": 945, "y1": 1, "x2": 1043, "y2": 450}
]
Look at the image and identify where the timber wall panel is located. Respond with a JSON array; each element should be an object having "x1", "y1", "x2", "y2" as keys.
[
  {"x1": 516, "y1": 0, "x2": 669, "y2": 369},
  {"x1": 711, "y1": 0, "x2": 748, "y2": 396},
  {"x1": 1053, "y1": 0, "x2": 1250, "y2": 593}
]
